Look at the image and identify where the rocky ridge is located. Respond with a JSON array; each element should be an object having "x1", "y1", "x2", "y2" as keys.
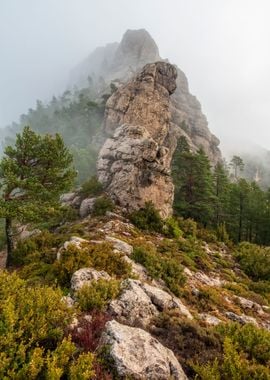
[
  {"x1": 97, "y1": 61, "x2": 177, "y2": 217},
  {"x1": 55, "y1": 209, "x2": 270, "y2": 378},
  {"x1": 70, "y1": 29, "x2": 221, "y2": 165}
]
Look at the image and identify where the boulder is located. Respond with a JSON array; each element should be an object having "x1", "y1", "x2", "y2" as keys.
[
  {"x1": 141, "y1": 282, "x2": 193, "y2": 319},
  {"x1": 71, "y1": 268, "x2": 111, "y2": 291},
  {"x1": 199, "y1": 313, "x2": 222, "y2": 326},
  {"x1": 105, "y1": 236, "x2": 133, "y2": 255},
  {"x1": 63, "y1": 236, "x2": 89, "y2": 250},
  {"x1": 109, "y1": 279, "x2": 158, "y2": 326},
  {"x1": 225, "y1": 312, "x2": 258, "y2": 326},
  {"x1": 79, "y1": 197, "x2": 97, "y2": 218},
  {"x1": 100, "y1": 320, "x2": 187, "y2": 380},
  {"x1": 60, "y1": 192, "x2": 77, "y2": 204},
  {"x1": 109, "y1": 279, "x2": 192, "y2": 326}
]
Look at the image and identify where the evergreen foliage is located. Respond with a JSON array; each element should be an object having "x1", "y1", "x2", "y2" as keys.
[{"x1": 0, "y1": 127, "x2": 76, "y2": 265}]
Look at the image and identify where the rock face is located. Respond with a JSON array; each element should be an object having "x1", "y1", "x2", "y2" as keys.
[
  {"x1": 100, "y1": 320, "x2": 188, "y2": 380},
  {"x1": 70, "y1": 29, "x2": 221, "y2": 165},
  {"x1": 71, "y1": 268, "x2": 111, "y2": 291},
  {"x1": 97, "y1": 62, "x2": 177, "y2": 217},
  {"x1": 109, "y1": 279, "x2": 192, "y2": 326}
]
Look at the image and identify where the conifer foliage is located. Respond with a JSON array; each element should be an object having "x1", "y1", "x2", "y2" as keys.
[{"x1": 0, "y1": 126, "x2": 76, "y2": 265}]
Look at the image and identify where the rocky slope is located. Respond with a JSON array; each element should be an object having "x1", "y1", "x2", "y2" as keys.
[
  {"x1": 55, "y1": 210, "x2": 270, "y2": 378},
  {"x1": 97, "y1": 61, "x2": 177, "y2": 217},
  {"x1": 70, "y1": 29, "x2": 221, "y2": 165}
]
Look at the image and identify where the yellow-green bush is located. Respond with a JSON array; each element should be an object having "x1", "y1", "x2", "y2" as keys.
[
  {"x1": 193, "y1": 323, "x2": 270, "y2": 379},
  {"x1": 163, "y1": 217, "x2": 182, "y2": 238},
  {"x1": 131, "y1": 245, "x2": 185, "y2": 296},
  {"x1": 76, "y1": 279, "x2": 120, "y2": 311},
  {"x1": 0, "y1": 271, "x2": 96, "y2": 379},
  {"x1": 193, "y1": 337, "x2": 270, "y2": 380},
  {"x1": 54, "y1": 242, "x2": 132, "y2": 287},
  {"x1": 235, "y1": 242, "x2": 270, "y2": 281}
]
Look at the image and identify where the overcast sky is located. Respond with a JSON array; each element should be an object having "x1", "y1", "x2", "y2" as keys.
[{"x1": 1, "y1": 0, "x2": 270, "y2": 152}]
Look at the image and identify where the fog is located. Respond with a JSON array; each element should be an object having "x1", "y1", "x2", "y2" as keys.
[{"x1": 1, "y1": 0, "x2": 270, "y2": 152}]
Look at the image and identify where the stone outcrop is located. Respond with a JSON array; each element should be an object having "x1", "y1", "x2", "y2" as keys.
[
  {"x1": 97, "y1": 62, "x2": 177, "y2": 217},
  {"x1": 100, "y1": 320, "x2": 188, "y2": 380},
  {"x1": 71, "y1": 268, "x2": 111, "y2": 291},
  {"x1": 109, "y1": 279, "x2": 192, "y2": 326},
  {"x1": 70, "y1": 29, "x2": 221, "y2": 165}
]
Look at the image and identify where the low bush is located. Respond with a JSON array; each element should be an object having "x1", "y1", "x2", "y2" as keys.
[
  {"x1": 129, "y1": 201, "x2": 164, "y2": 232},
  {"x1": 79, "y1": 176, "x2": 103, "y2": 198},
  {"x1": 193, "y1": 337, "x2": 270, "y2": 380},
  {"x1": 131, "y1": 246, "x2": 185, "y2": 296},
  {"x1": 235, "y1": 242, "x2": 270, "y2": 281},
  {"x1": 152, "y1": 312, "x2": 222, "y2": 378},
  {"x1": 76, "y1": 279, "x2": 120, "y2": 311},
  {"x1": 177, "y1": 217, "x2": 197, "y2": 238},
  {"x1": 163, "y1": 217, "x2": 182, "y2": 238},
  {"x1": 92, "y1": 196, "x2": 114, "y2": 216},
  {"x1": 54, "y1": 242, "x2": 132, "y2": 287},
  {"x1": 71, "y1": 311, "x2": 111, "y2": 352},
  {"x1": 12, "y1": 230, "x2": 67, "y2": 266},
  {"x1": 0, "y1": 271, "x2": 97, "y2": 379}
]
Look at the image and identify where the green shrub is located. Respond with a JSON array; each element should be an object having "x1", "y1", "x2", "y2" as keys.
[
  {"x1": 193, "y1": 323, "x2": 270, "y2": 379},
  {"x1": 177, "y1": 217, "x2": 197, "y2": 238},
  {"x1": 12, "y1": 230, "x2": 66, "y2": 266},
  {"x1": 76, "y1": 279, "x2": 120, "y2": 311},
  {"x1": 129, "y1": 202, "x2": 164, "y2": 232},
  {"x1": 0, "y1": 271, "x2": 84, "y2": 379},
  {"x1": 131, "y1": 246, "x2": 185, "y2": 296},
  {"x1": 69, "y1": 352, "x2": 96, "y2": 379},
  {"x1": 79, "y1": 176, "x2": 103, "y2": 198},
  {"x1": 92, "y1": 196, "x2": 114, "y2": 216},
  {"x1": 217, "y1": 323, "x2": 270, "y2": 365},
  {"x1": 152, "y1": 312, "x2": 222, "y2": 376},
  {"x1": 193, "y1": 337, "x2": 270, "y2": 380},
  {"x1": 54, "y1": 242, "x2": 132, "y2": 287},
  {"x1": 216, "y1": 222, "x2": 230, "y2": 243},
  {"x1": 163, "y1": 217, "x2": 182, "y2": 238},
  {"x1": 235, "y1": 242, "x2": 270, "y2": 281}
]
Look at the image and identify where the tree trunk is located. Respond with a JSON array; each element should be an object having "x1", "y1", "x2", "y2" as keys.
[{"x1": 5, "y1": 217, "x2": 14, "y2": 267}]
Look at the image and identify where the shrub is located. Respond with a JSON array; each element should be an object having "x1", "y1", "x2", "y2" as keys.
[
  {"x1": 12, "y1": 230, "x2": 66, "y2": 266},
  {"x1": 131, "y1": 246, "x2": 185, "y2": 296},
  {"x1": 217, "y1": 323, "x2": 270, "y2": 366},
  {"x1": 54, "y1": 242, "x2": 132, "y2": 287},
  {"x1": 193, "y1": 337, "x2": 270, "y2": 380},
  {"x1": 216, "y1": 222, "x2": 230, "y2": 243},
  {"x1": 177, "y1": 217, "x2": 197, "y2": 238},
  {"x1": 76, "y1": 279, "x2": 120, "y2": 311},
  {"x1": 193, "y1": 323, "x2": 270, "y2": 379},
  {"x1": 163, "y1": 217, "x2": 182, "y2": 238},
  {"x1": 235, "y1": 242, "x2": 270, "y2": 281},
  {"x1": 71, "y1": 311, "x2": 111, "y2": 352},
  {"x1": 152, "y1": 312, "x2": 222, "y2": 378},
  {"x1": 69, "y1": 352, "x2": 96, "y2": 380},
  {"x1": 129, "y1": 201, "x2": 164, "y2": 232},
  {"x1": 79, "y1": 176, "x2": 103, "y2": 198},
  {"x1": 0, "y1": 271, "x2": 92, "y2": 379},
  {"x1": 92, "y1": 196, "x2": 114, "y2": 216}
]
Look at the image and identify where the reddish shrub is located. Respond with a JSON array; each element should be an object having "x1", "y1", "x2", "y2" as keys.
[{"x1": 71, "y1": 311, "x2": 111, "y2": 352}]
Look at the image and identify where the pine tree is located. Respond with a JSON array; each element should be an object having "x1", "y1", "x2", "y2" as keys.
[
  {"x1": 173, "y1": 145, "x2": 215, "y2": 226},
  {"x1": 0, "y1": 126, "x2": 76, "y2": 265}
]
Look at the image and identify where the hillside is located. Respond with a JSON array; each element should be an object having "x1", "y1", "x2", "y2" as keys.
[
  {"x1": 1, "y1": 28, "x2": 270, "y2": 380},
  {"x1": 1, "y1": 201, "x2": 270, "y2": 378}
]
